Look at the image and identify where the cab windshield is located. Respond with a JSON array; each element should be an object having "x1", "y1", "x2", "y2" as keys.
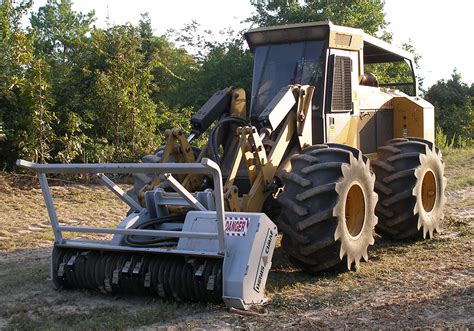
[{"x1": 250, "y1": 40, "x2": 326, "y2": 119}]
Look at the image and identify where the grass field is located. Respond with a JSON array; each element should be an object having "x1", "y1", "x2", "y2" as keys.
[{"x1": 0, "y1": 148, "x2": 472, "y2": 329}]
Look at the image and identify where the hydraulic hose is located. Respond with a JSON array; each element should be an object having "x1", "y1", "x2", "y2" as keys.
[
  {"x1": 208, "y1": 116, "x2": 250, "y2": 165},
  {"x1": 124, "y1": 214, "x2": 185, "y2": 247}
]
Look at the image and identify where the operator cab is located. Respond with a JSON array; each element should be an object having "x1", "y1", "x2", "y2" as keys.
[{"x1": 245, "y1": 21, "x2": 418, "y2": 146}]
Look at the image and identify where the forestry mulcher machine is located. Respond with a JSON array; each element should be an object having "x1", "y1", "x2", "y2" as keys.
[{"x1": 18, "y1": 21, "x2": 446, "y2": 309}]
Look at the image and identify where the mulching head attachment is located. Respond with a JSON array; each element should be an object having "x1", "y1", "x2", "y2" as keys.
[{"x1": 17, "y1": 158, "x2": 277, "y2": 310}]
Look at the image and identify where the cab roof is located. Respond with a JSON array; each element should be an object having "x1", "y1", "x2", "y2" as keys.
[{"x1": 244, "y1": 21, "x2": 414, "y2": 64}]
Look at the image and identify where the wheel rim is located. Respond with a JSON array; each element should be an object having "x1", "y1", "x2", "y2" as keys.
[
  {"x1": 345, "y1": 183, "x2": 366, "y2": 239},
  {"x1": 421, "y1": 169, "x2": 437, "y2": 213}
]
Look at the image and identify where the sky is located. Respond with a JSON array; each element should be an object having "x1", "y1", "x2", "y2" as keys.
[{"x1": 31, "y1": 0, "x2": 474, "y2": 88}]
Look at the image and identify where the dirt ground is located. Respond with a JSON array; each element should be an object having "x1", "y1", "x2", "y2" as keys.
[{"x1": 0, "y1": 148, "x2": 472, "y2": 330}]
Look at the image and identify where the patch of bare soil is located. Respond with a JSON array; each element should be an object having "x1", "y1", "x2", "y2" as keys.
[{"x1": 0, "y1": 171, "x2": 472, "y2": 329}]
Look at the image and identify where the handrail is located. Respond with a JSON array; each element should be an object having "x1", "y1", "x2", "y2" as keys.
[
  {"x1": 16, "y1": 158, "x2": 227, "y2": 253},
  {"x1": 17, "y1": 159, "x2": 219, "y2": 175}
]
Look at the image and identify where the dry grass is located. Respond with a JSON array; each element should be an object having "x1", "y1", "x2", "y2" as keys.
[
  {"x1": 0, "y1": 179, "x2": 128, "y2": 251},
  {"x1": 442, "y1": 147, "x2": 474, "y2": 190},
  {"x1": 0, "y1": 148, "x2": 472, "y2": 329}
]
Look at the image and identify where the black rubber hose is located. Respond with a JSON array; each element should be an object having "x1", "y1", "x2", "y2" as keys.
[
  {"x1": 208, "y1": 116, "x2": 249, "y2": 165},
  {"x1": 124, "y1": 214, "x2": 185, "y2": 247}
]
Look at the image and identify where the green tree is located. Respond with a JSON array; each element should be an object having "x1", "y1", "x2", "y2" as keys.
[
  {"x1": 83, "y1": 25, "x2": 158, "y2": 162},
  {"x1": 0, "y1": 0, "x2": 32, "y2": 96},
  {"x1": 138, "y1": 14, "x2": 196, "y2": 108},
  {"x1": 248, "y1": 0, "x2": 387, "y2": 34},
  {"x1": 18, "y1": 56, "x2": 57, "y2": 163},
  {"x1": 30, "y1": 0, "x2": 95, "y2": 162},
  {"x1": 30, "y1": 0, "x2": 94, "y2": 60},
  {"x1": 0, "y1": 0, "x2": 34, "y2": 165},
  {"x1": 425, "y1": 70, "x2": 473, "y2": 147}
]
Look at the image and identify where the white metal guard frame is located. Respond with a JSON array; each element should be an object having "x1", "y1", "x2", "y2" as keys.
[{"x1": 16, "y1": 158, "x2": 227, "y2": 257}]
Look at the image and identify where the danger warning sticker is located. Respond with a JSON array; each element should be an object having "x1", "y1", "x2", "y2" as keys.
[{"x1": 225, "y1": 217, "x2": 249, "y2": 236}]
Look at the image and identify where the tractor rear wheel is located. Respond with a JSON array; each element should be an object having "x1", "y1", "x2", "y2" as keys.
[
  {"x1": 372, "y1": 138, "x2": 446, "y2": 239},
  {"x1": 278, "y1": 144, "x2": 378, "y2": 272}
]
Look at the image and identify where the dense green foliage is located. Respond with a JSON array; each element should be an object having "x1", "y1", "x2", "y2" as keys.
[
  {"x1": 426, "y1": 71, "x2": 474, "y2": 147},
  {"x1": 0, "y1": 0, "x2": 196, "y2": 166}
]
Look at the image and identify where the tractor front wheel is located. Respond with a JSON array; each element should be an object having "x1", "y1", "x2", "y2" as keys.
[{"x1": 278, "y1": 144, "x2": 378, "y2": 272}]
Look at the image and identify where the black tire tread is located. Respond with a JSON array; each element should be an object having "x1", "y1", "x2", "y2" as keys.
[
  {"x1": 278, "y1": 144, "x2": 377, "y2": 272},
  {"x1": 373, "y1": 137, "x2": 445, "y2": 240}
]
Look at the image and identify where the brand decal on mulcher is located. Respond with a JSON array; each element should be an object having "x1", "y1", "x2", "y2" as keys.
[
  {"x1": 254, "y1": 264, "x2": 265, "y2": 293},
  {"x1": 264, "y1": 229, "x2": 274, "y2": 254},
  {"x1": 253, "y1": 229, "x2": 274, "y2": 293}
]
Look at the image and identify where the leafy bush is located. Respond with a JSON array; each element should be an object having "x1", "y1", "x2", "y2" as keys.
[{"x1": 426, "y1": 71, "x2": 474, "y2": 148}]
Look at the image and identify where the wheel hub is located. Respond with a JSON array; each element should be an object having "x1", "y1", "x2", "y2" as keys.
[
  {"x1": 345, "y1": 183, "x2": 366, "y2": 239},
  {"x1": 421, "y1": 169, "x2": 437, "y2": 213}
]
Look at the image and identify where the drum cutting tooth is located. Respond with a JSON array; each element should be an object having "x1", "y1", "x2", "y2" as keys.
[
  {"x1": 146, "y1": 256, "x2": 159, "y2": 294},
  {"x1": 120, "y1": 255, "x2": 134, "y2": 293},
  {"x1": 61, "y1": 250, "x2": 74, "y2": 288},
  {"x1": 193, "y1": 260, "x2": 207, "y2": 302},
  {"x1": 52, "y1": 247, "x2": 67, "y2": 288},
  {"x1": 140, "y1": 255, "x2": 153, "y2": 295},
  {"x1": 126, "y1": 254, "x2": 141, "y2": 294},
  {"x1": 112, "y1": 254, "x2": 128, "y2": 291},
  {"x1": 64, "y1": 251, "x2": 79, "y2": 288},
  {"x1": 143, "y1": 256, "x2": 155, "y2": 295},
  {"x1": 104, "y1": 253, "x2": 119, "y2": 292},
  {"x1": 110, "y1": 254, "x2": 122, "y2": 287},
  {"x1": 131, "y1": 255, "x2": 146, "y2": 295},
  {"x1": 142, "y1": 256, "x2": 153, "y2": 291},
  {"x1": 202, "y1": 259, "x2": 217, "y2": 303}
]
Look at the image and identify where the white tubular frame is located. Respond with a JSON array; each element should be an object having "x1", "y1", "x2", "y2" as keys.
[{"x1": 16, "y1": 158, "x2": 227, "y2": 255}]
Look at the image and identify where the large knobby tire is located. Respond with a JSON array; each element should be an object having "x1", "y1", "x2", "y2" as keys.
[
  {"x1": 372, "y1": 138, "x2": 446, "y2": 240},
  {"x1": 278, "y1": 144, "x2": 378, "y2": 272}
]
